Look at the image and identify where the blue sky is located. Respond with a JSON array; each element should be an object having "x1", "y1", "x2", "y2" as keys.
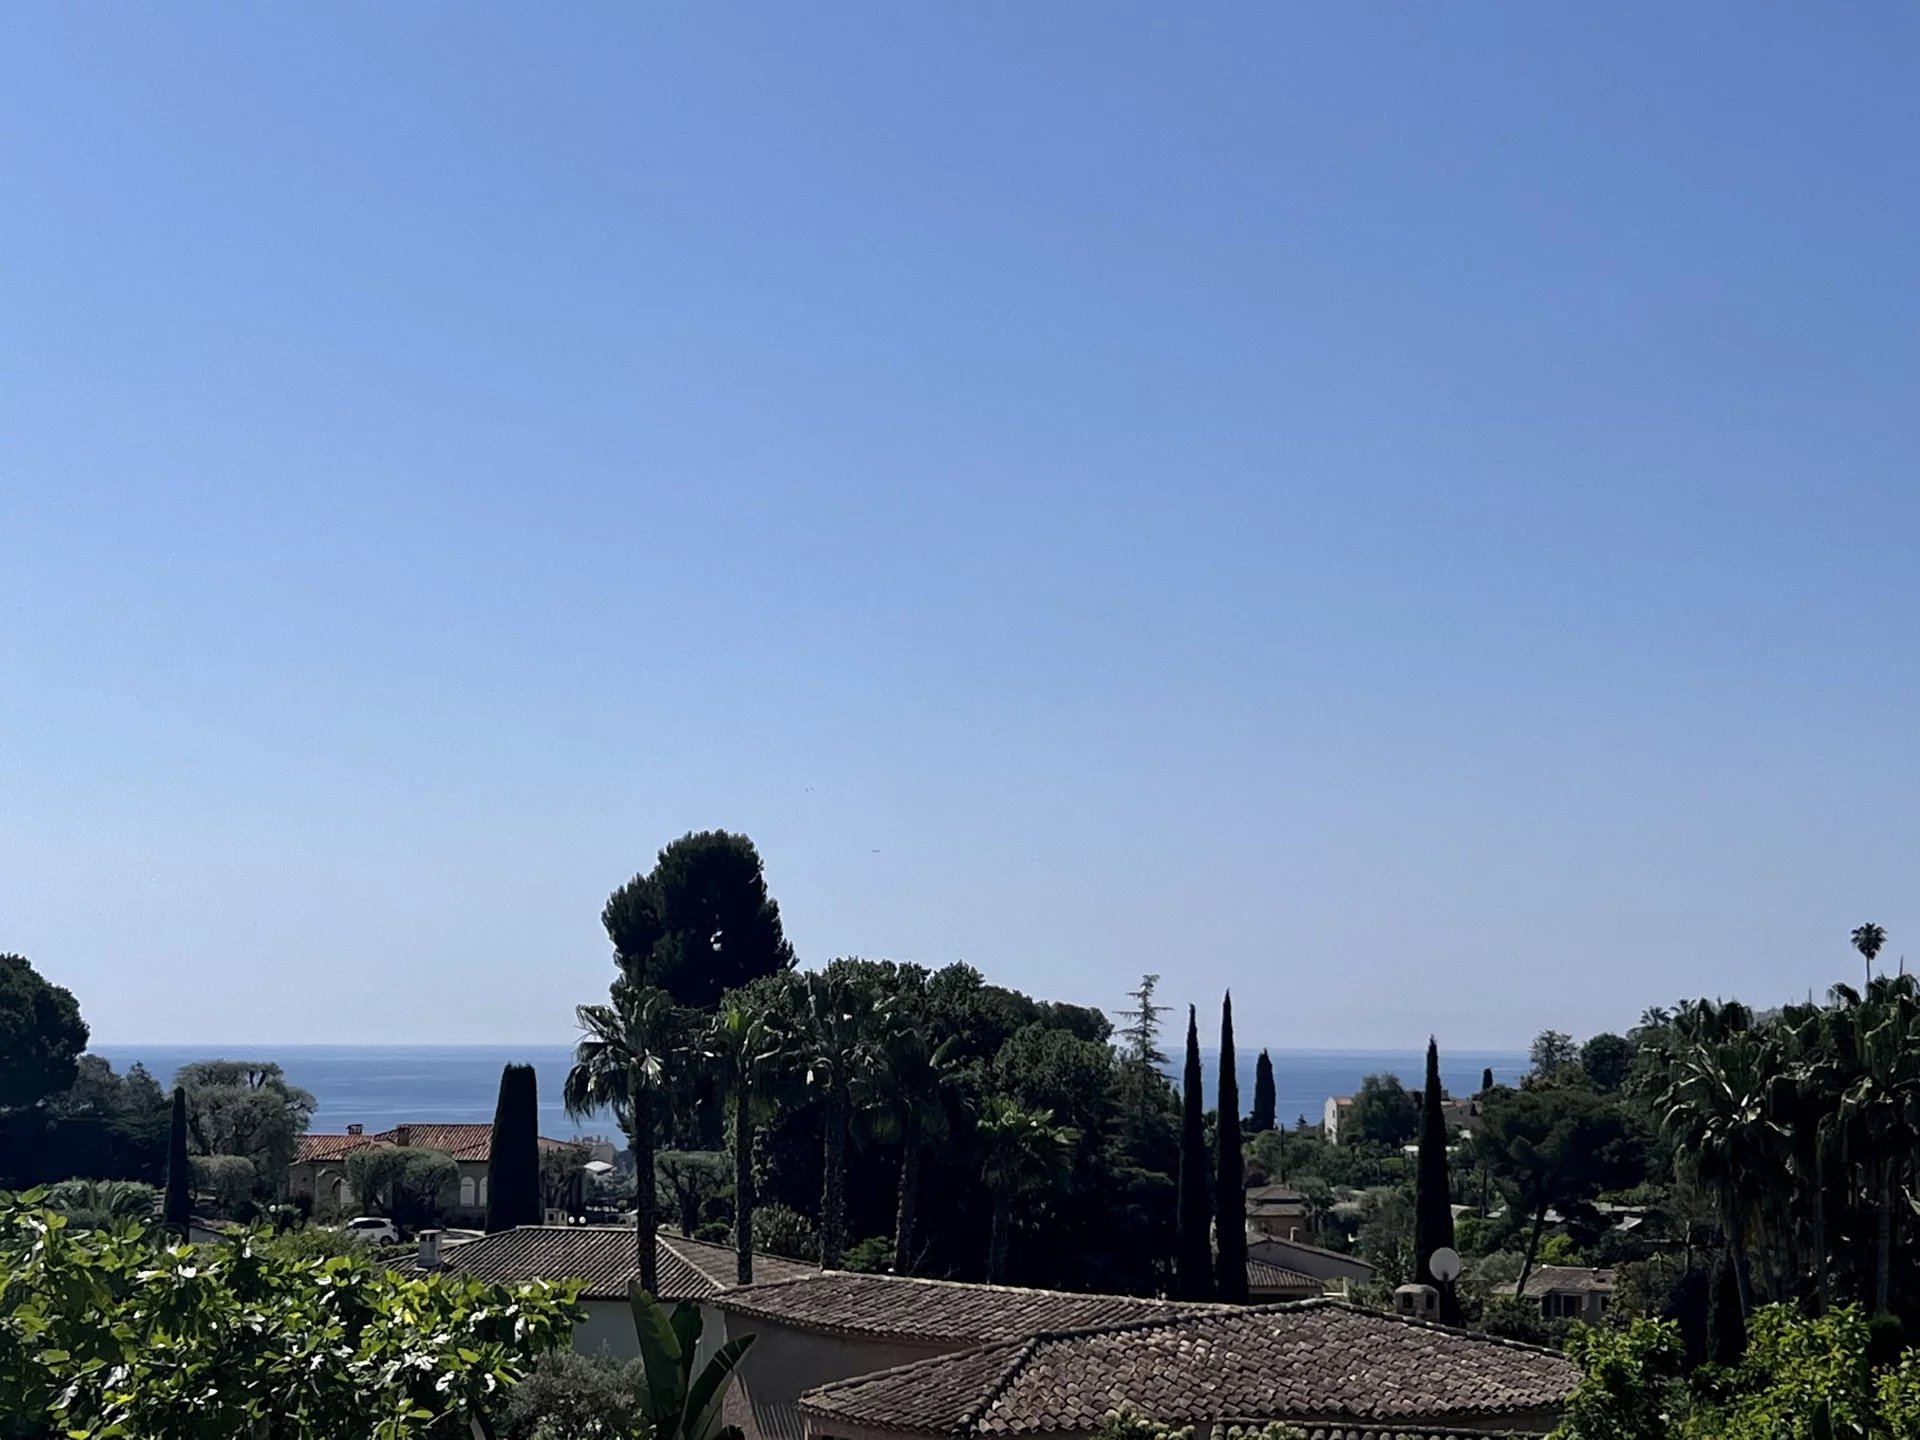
[{"x1": 3, "y1": 6, "x2": 1915, "y2": 1048}]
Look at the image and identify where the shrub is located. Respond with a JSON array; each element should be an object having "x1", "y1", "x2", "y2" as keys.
[
  {"x1": 843, "y1": 1235, "x2": 896, "y2": 1273},
  {"x1": 753, "y1": 1201, "x2": 820, "y2": 1262},
  {"x1": 499, "y1": 1350, "x2": 645, "y2": 1440}
]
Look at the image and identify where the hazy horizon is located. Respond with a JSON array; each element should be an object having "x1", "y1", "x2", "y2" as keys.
[{"x1": 6, "y1": 6, "x2": 1916, "y2": 1049}]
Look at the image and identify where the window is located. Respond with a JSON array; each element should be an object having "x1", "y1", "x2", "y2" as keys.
[
  {"x1": 459, "y1": 1176, "x2": 476, "y2": 1208},
  {"x1": 478, "y1": 1176, "x2": 489, "y2": 1207},
  {"x1": 1546, "y1": 1292, "x2": 1583, "y2": 1319}
]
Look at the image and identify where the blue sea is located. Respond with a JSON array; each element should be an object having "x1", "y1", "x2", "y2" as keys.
[{"x1": 94, "y1": 1043, "x2": 1526, "y2": 1143}]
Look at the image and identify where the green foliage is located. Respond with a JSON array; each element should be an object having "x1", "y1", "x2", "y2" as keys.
[
  {"x1": 656, "y1": 1151, "x2": 729, "y2": 1236},
  {"x1": 1479, "y1": 1293, "x2": 1570, "y2": 1348},
  {"x1": 344, "y1": 1146, "x2": 459, "y2": 1231},
  {"x1": 498, "y1": 1351, "x2": 646, "y2": 1440},
  {"x1": 1532, "y1": 1030, "x2": 1581, "y2": 1082},
  {"x1": 488, "y1": 1063, "x2": 543, "y2": 1232},
  {"x1": 1355, "y1": 1186, "x2": 1416, "y2": 1287},
  {"x1": 191, "y1": 1153, "x2": 262, "y2": 1218},
  {"x1": 627, "y1": 1283, "x2": 755, "y2": 1440},
  {"x1": 842, "y1": 1235, "x2": 895, "y2": 1273},
  {"x1": 174, "y1": 1059, "x2": 316, "y2": 1185},
  {"x1": 1346, "y1": 1073, "x2": 1420, "y2": 1147},
  {"x1": 39, "y1": 1178, "x2": 160, "y2": 1229},
  {"x1": 603, "y1": 830, "x2": 795, "y2": 1009},
  {"x1": 1552, "y1": 1318, "x2": 1685, "y2": 1440},
  {"x1": 980, "y1": 1096, "x2": 1077, "y2": 1283},
  {"x1": 1581, "y1": 1033, "x2": 1634, "y2": 1092},
  {"x1": 751, "y1": 1202, "x2": 819, "y2": 1262},
  {"x1": 0, "y1": 1197, "x2": 579, "y2": 1438},
  {"x1": 0, "y1": 953, "x2": 88, "y2": 1111}
]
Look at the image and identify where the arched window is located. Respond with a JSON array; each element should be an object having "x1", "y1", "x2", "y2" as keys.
[
  {"x1": 478, "y1": 1176, "x2": 489, "y2": 1208},
  {"x1": 459, "y1": 1176, "x2": 477, "y2": 1208}
]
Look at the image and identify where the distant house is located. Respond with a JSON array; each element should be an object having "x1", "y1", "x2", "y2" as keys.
[
  {"x1": 1246, "y1": 1257, "x2": 1323, "y2": 1302},
  {"x1": 1247, "y1": 1232, "x2": 1377, "y2": 1287},
  {"x1": 796, "y1": 1298, "x2": 1578, "y2": 1440},
  {"x1": 406, "y1": 1224, "x2": 817, "y2": 1361},
  {"x1": 1326, "y1": 1093, "x2": 1483, "y2": 1146},
  {"x1": 289, "y1": 1122, "x2": 581, "y2": 1226},
  {"x1": 711, "y1": 1271, "x2": 1217, "y2": 1440},
  {"x1": 1245, "y1": 1183, "x2": 1313, "y2": 1241},
  {"x1": 1499, "y1": 1266, "x2": 1615, "y2": 1324}
]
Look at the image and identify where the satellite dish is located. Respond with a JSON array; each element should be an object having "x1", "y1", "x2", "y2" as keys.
[{"x1": 1429, "y1": 1246, "x2": 1463, "y2": 1283}]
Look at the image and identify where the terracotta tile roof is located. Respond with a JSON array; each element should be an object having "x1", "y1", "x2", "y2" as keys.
[
  {"x1": 293, "y1": 1124, "x2": 576, "y2": 1165},
  {"x1": 1247, "y1": 1259, "x2": 1322, "y2": 1292},
  {"x1": 797, "y1": 1300, "x2": 1577, "y2": 1436},
  {"x1": 711, "y1": 1271, "x2": 1218, "y2": 1343},
  {"x1": 407, "y1": 1225, "x2": 816, "y2": 1300},
  {"x1": 1501, "y1": 1266, "x2": 1615, "y2": 1298}
]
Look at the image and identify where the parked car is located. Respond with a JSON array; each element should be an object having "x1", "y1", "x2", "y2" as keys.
[{"x1": 340, "y1": 1215, "x2": 399, "y2": 1244}]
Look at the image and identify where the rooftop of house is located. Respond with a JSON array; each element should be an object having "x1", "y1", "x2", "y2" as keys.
[
  {"x1": 293, "y1": 1123, "x2": 578, "y2": 1165},
  {"x1": 1247, "y1": 1258, "x2": 1322, "y2": 1292},
  {"x1": 710, "y1": 1269, "x2": 1221, "y2": 1344},
  {"x1": 797, "y1": 1299, "x2": 1578, "y2": 1437},
  {"x1": 1245, "y1": 1184, "x2": 1309, "y2": 1209},
  {"x1": 1499, "y1": 1266, "x2": 1616, "y2": 1298},
  {"x1": 1246, "y1": 1231, "x2": 1378, "y2": 1277},
  {"x1": 403, "y1": 1224, "x2": 818, "y2": 1300}
]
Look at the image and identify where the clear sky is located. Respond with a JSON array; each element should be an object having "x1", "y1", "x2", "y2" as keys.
[{"x1": 3, "y1": 6, "x2": 1916, "y2": 1049}]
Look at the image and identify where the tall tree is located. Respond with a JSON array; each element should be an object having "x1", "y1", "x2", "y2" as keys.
[
  {"x1": 704, "y1": 992, "x2": 787, "y2": 1283},
  {"x1": 0, "y1": 953, "x2": 88, "y2": 1111},
  {"x1": 1175, "y1": 1006, "x2": 1212, "y2": 1300},
  {"x1": 1115, "y1": 974, "x2": 1170, "y2": 1140},
  {"x1": 1214, "y1": 996, "x2": 1247, "y2": 1302},
  {"x1": 1249, "y1": 1049, "x2": 1276, "y2": 1134},
  {"x1": 1480, "y1": 1067, "x2": 1495, "y2": 1095},
  {"x1": 565, "y1": 976, "x2": 675, "y2": 1295},
  {"x1": 174, "y1": 1060, "x2": 316, "y2": 1192},
  {"x1": 979, "y1": 1097, "x2": 1077, "y2": 1284},
  {"x1": 1529, "y1": 1030, "x2": 1579, "y2": 1082},
  {"x1": 486, "y1": 1063, "x2": 541, "y2": 1232},
  {"x1": 1852, "y1": 922, "x2": 1888, "y2": 984},
  {"x1": 1414, "y1": 1038, "x2": 1459, "y2": 1323},
  {"x1": 602, "y1": 831, "x2": 796, "y2": 1010},
  {"x1": 865, "y1": 990, "x2": 963, "y2": 1276},
  {"x1": 795, "y1": 964, "x2": 876, "y2": 1269},
  {"x1": 163, "y1": 1085, "x2": 190, "y2": 1234}
]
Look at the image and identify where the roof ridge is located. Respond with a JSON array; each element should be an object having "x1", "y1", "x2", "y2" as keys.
[
  {"x1": 956, "y1": 1334, "x2": 1047, "y2": 1432},
  {"x1": 801, "y1": 1334, "x2": 1034, "y2": 1408},
  {"x1": 725, "y1": 1266, "x2": 1227, "y2": 1306}
]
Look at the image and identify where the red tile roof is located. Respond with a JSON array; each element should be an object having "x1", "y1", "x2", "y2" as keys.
[
  {"x1": 293, "y1": 1124, "x2": 576, "y2": 1165},
  {"x1": 797, "y1": 1300, "x2": 1577, "y2": 1436},
  {"x1": 711, "y1": 1271, "x2": 1219, "y2": 1343},
  {"x1": 407, "y1": 1225, "x2": 817, "y2": 1300}
]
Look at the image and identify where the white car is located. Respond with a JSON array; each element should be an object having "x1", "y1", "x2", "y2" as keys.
[{"x1": 341, "y1": 1216, "x2": 399, "y2": 1244}]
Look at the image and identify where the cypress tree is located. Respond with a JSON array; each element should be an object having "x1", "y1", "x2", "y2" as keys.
[
  {"x1": 163, "y1": 1085, "x2": 191, "y2": 1236},
  {"x1": 1175, "y1": 1005, "x2": 1213, "y2": 1300},
  {"x1": 486, "y1": 1063, "x2": 541, "y2": 1232},
  {"x1": 1414, "y1": 1038, "x2": 1460, "y2": 1324},
  {"x1": 1481, "y1": 1066, "x2": 1494, "y2": 1095},
  {"x1": 1250, "y1": 1050, "x2": 1277, "y2": 1134},
  {"x1": 1214, "y1": 995, "x2": 1248, "y2": 1303}
]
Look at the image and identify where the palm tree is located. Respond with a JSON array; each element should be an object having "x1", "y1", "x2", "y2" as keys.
[
  {"x1": 704, "y1": 992, "x2": 788, "y2": 1284},
  {"x1": 978, "y1": 1096, "x2": 1077, "y2": 1284},
  {"x1": 1832, "y1": 974, "x2": 1920, "y2": 1313},
  {"x1": 1653, "y1": 1010, "x2": 1781, "y2": 1315},
  {"x1": 566, "y1": 975, "x2": 676, "y2": 1295},
  {"x1": 1853, "y1": 923, "x2": 1888, "y2": 984},
  {"x1": 862, "y1": 998, "x2": 965, "y2": 1275},
  {"x1": 795, "y1": 967, "x2": 878, "y2": 1269},
  {"x1": 1771, "y1": 1002, "x2": 1844, "y2": 1312}
]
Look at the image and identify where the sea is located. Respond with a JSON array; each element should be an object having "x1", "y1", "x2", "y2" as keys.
[{"x1": 93, "y1": 1043, "x2": 1527, "y2": 1143}]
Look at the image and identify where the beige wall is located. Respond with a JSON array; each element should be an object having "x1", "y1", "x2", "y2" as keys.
[{"x1": 723, "y1": 1313, "x2": 959, "y2": 1440}]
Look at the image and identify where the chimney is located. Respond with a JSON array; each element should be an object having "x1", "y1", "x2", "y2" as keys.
[
  {"x1": 417, "y1": 1230, "x2": 443, "y2": 1269},
  {"x1": 346, "y1": 1124, "x2": 364, "y2": 1136},
  {"x1": 394, "y1": 1125, "x2": 412, "y2": 1148}
]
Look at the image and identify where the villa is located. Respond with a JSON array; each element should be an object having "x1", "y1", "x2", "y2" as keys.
[{"x1": 288, "y1": 1122, "x2": 583, "y2": 1225}]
